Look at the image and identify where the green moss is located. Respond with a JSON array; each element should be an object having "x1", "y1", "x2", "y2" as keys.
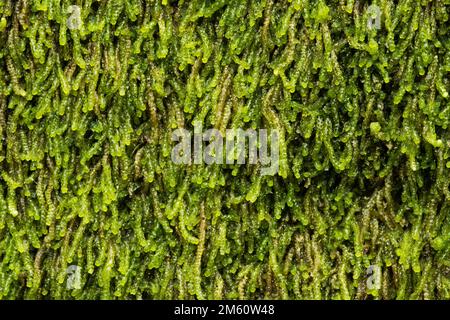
[{"x1": 0, "y1": 0, "x2": 450, "y2": 300}]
